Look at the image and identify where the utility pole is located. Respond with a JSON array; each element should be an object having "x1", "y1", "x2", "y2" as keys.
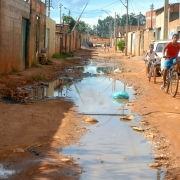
[
  {"x1": 59, "y1": 3, "x2": 62, "y2": 25},
  {"x1": 110, "y1": 20, "x2": 112, "y2": 48},
  {"x1": 125, "y1": 0, "x2": 128, "y2": 56},
  {"x1": 72, "y1": 3, "x2": 88, "y2": 31},
  {"x1": 138, "y1": 12, "x2": 141, "y2": 31},
  {"x1": 68, "y1": 10, "x2": 71, "y2": 24},
  {"x1": 163, "y1": 0, "x2": 169, "y2": 39},
  {"x1": 114, "y1": 12, "x2": 117, "y2": 51},
  {"x1": 150, "y1": 4, "x2": 154, "y2": 29}
]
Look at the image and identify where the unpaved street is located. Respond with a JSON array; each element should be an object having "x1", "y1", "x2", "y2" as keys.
[{"x1": 0, "y1": 47, "x2": 180, "y2": 179}]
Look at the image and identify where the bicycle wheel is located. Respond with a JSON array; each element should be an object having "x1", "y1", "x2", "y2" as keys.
[
  {"x1": 148, "y1": 65, "x2": 152, "y2": 82},
  {"x1": 170, "y1": 71, "x2": 179, "y2": 97},
  {"x1": 153, "y1": 67, "x2": 156, "y2": 84}
]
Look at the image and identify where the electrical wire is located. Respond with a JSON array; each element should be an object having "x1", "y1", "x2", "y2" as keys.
[
  {"x1": 61, "y1": 0, "x2": 121, "y2": 15},
  {"x1": 130, "y1": 0, "x2": 150, "y2": 12}
]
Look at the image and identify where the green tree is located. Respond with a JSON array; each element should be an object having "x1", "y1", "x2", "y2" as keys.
[{"x1": 117, "y1": 40, "x2": 125, "y2": 52}]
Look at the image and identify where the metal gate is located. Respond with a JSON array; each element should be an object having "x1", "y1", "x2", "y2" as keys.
[{"x1": 21, "y1": 19, "x2": 27, "y2": 70}]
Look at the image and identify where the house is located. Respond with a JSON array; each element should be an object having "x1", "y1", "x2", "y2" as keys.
[
  {"x1": 146, "y1": 3, "x2": 180, "y2": 40},
  {"x1": 55, "y1": 24, "x2": 81, "y2": 54},
  {"x1": 0, "y1": 0, "x2": 46, "y2": 73}
]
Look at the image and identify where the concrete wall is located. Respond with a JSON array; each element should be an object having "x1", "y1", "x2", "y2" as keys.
[
  {"x1": 46, "y1": 17, "x2": 56, "y2": 57},
  {"x1": 144, "y1": 29, "x2": 155, "y2": 51},
  {"x1": 127, "y1": 32, "x2": 132, "y2": 54},
  {"x1": 0, "y1": 0, "x2": 30, "y2": 72},
  {"x1": 155, "y1": 11, "x2": 165, "y2": 40},
  {"x1": 29, "y1": 0, "x2": 46, "y2": 64}
]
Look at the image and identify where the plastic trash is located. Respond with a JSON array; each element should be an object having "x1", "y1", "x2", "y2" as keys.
[
  {"x1": 112, "y1": 91, "x2": 129, "y2": 99},
  {"x1": 114, "y1": 69, "x2": 121, "y2": 73},
  {"x1": 112, "y1": 98, "x2": 128, "y2": 106}
]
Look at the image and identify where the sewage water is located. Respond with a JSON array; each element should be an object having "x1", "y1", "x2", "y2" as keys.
[
  {"x1": 0, "y1": 163, "x2": 16, "y2": 179},
  {"x1": 12, "y1": 62, "x2": 164, "y2": 179},
  {"x1": 56, "y1": 63, "x2": 164, "y2": 180}
]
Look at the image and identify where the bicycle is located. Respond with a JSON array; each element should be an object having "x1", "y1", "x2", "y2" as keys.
[
  {"x1": 146, "y1": 59, "x2": 157, "y2": 83},
  {"x1": 164, "y1": 57, "x2": 179, "y2": 97}
]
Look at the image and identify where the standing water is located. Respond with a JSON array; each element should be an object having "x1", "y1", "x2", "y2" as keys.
[
  {"x1": 26, "y1": 62, "x2": 165, "y2": 179},
  {"x1": 56, "y1": 63, "x2": 164, "y2": 180}
]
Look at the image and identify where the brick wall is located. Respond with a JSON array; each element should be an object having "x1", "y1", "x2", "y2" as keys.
[{"x1": 0, "y1": 0, "x2": 30, "y2": 72}]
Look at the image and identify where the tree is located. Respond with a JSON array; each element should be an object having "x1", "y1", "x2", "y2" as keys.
[{"x1": 117, "y1": 40, "x2": 125, "y2": 52}]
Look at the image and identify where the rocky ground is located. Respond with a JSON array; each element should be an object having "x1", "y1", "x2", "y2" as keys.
[{"x1": 0, "y1": 46, "x2": 180, "y2": 179}]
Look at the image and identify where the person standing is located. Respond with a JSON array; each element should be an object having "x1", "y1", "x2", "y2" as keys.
[{"x1": 104, "y1": 42, "x2": 107, "y2": 52}]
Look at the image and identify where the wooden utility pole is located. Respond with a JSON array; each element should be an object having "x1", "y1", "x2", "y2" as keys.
[
  {"x1": 114, "y1": 12, "x2": 117, "y2": 51},
  {"x1": 72, "y1": 3, "x2": 88, "y2": 32},
  {"x1": 150, "y1": 4, "x2": 154, "y2": 29},
  {"x1": 138, "y1": 12, "x2": 141, "y2": 31},
  {"x1": 163, "y1": 0, "x2": 169, "y2": 39},
  {"x1": 125, "y1": 0, "x2": 128, "y2": 56}
]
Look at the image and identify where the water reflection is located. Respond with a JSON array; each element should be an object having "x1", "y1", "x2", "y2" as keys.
[
  {"x1": 59, "y1": 77, "x2": 164, "y2": 180},
  {"x1": 0, "y1": 163, "x2": 16, "y2": 179},
  {"x1": 28, "y1": 63, "x2": 120, "y2": 100}
]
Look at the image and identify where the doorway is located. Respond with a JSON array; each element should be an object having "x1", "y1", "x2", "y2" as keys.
[{"x1": 21, "y1": 18, "x2": 28, "y2": 70}]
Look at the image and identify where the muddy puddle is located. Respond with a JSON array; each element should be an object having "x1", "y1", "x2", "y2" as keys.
[
  {"x1": 0, "y1": 163, "x2": 16, "y2": 179},
  {"x1": 2, "y1": 62, "x2": 165, "y2": 179},
  {"x1": 28, "y1": 62, "x2": 164, "y2": 179}
]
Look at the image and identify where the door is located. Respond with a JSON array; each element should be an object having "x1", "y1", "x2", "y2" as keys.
[
  {"x1": 46, "y1": 28, "x2": 50, "y2": 57},
  {"x1": 21, "y1": 18, "x2": 27, "y2": 70}
]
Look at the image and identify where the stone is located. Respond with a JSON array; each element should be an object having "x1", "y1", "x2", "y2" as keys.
[{"x1": 13, "y1": 148, "x2": 24, "y2": 153}]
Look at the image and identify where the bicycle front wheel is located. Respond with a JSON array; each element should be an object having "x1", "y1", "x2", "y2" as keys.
[
  {"x1": 170, "y1": 71, "x2": 179, "y2": 97},
  {"x1": 148, "y1": 66, "x2": 153, "y2": 82}
]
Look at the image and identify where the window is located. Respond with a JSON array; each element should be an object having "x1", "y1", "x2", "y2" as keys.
[{"x1": 155, "y1": 43, "x2": 167, "y2": 52}]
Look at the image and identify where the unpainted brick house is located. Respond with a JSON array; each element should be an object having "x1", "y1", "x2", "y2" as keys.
[{"x1": 0, "y1": 0, "x2": 46, "y2": 73}]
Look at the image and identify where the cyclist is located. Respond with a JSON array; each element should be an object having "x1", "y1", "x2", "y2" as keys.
[
  {"x1": 161, "y1": 34, "x2": 180, "y2": 90},
  {"x1": 145, "y1": 44, "x2": 160, "y2": 79}
]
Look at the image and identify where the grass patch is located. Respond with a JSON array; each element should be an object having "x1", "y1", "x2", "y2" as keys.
[
  {"x1": 12, "y1": 68, "x2": 19, "y2": 73},
  {"x1": 45, "y1": 59, "x2": 53, "y2": 65},
  {"x1": 52, "y1": 52, "x2": 74, "y2": 59},
  {"x1": 31, "y1": 60, "x2": 39, "y2": 67},
  {"x1": 32, "y1": 75, "x2": 47, "y2": 82}
]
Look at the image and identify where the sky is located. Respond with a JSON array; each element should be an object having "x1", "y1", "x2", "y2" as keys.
[{"x1": 49, "y1": 0, "x2": 180, "y2": 27}]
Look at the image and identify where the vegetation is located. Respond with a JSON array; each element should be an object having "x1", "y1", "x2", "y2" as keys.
[
  {"x1": 46, "y1": 59, "x2": 53, "y2": 65},
  {"x1": 31, "y1": 60, "x2": 39, "y2": 67},
  {"x1": 52, "y1": 52, "x2": 74, "y2": 59},
  {"x1": 117, "y1": 40, "x2": 126, "y2": 52},
  {"x1": 32, "y1": 75, "x2": 47, "y2": 82},
  {"x1": 62, "y1": 13, "x2": 146, "y2": 38},
  {"x1": 12, "y1": 68, "x2": 19, "y2": 73}
]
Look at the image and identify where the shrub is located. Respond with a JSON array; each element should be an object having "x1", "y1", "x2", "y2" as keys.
[{"x1": 117, "y1": 40, "x2": 126, "y2": 52}]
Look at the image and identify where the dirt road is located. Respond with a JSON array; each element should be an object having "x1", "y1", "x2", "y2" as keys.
[{"x1": 0, "y1": 47, "x2": 180, "y2": 179}]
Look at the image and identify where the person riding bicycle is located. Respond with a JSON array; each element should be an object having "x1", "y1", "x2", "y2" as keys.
[
  {"x1": 161, "y1": 33, "x2": 180, "y2": 90},
  {"x1": 145, "y1": 44, "x2": 160, "y2": 78}
]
